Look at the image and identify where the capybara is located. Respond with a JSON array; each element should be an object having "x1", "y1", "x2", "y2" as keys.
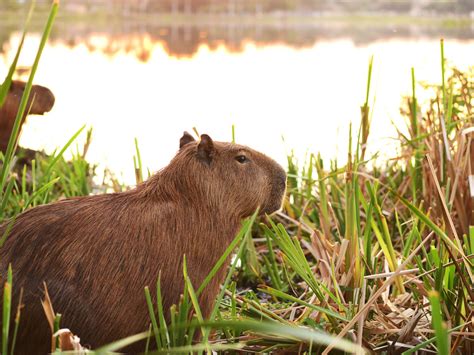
[
  {"x1": 0, "y1": 132, "x2": 286, "y2": 353},
  {"x1": 0, "y1": 80, "x2": 55, "y2": 152}
]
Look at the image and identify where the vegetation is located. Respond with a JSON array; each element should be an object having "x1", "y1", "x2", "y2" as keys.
[
  {"x1": 1, "y1": 1, "x2": 473, "y2": 354},
  {"x1": 2, "y1": 0, "x2": 474, "y2": 16}
]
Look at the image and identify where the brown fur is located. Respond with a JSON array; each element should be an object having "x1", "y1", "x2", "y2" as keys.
[
  {"x1": 0, "y1": 133, "x2": 286, "y2": 353},
  {"x1": 0, "y1": 80, "x2": 55, "y2": 152}
]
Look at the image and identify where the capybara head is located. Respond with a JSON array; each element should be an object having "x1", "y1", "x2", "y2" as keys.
[
  {"x1": 0, "y1": 81, "x2": 55, "y2": 152},
  {"x1": 159, "y1": 132, "x2": 286, "y2": 218},
  {"x1": 7, "y1": 80, "x2": 55, "y2": 115}
]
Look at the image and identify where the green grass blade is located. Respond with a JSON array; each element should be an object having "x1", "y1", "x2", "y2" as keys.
[
  {"x1": 44, "y1": 125, "x2": 86, "y2": 179},
  {"x1": 23, "y1": 177, "x2": 60, "y2": 211},
  {"x1": 2, "y1": 265, "x2": 13, "y2": 355},
  {"x1": 53, "y1": 313, "x2": 61, "y2": 351},
  {"x1": 0, "y1": 1, "x2": 35, "y2": 106},
  {"x1": 182, "y1": 256, "x2": 210, "y2": 354},
  {"x1": 260, "y1": 286, "x2": 348, "y2": 321},
  {"x1": 134, "y1": 137, "x2": 143, "y2": 184},
  {"x1": 440, "y1": 39, "x2": 446, "y2": 110},
  {"x1": 10, "y1": 288, "x2": 23, "y2": 355},
  {"x1": 155, "y1": 273, "x2": 170, "y2": 349},
  {"x1": 94, "y1": 332, "x2": 149, "y2": 354},
  {"x1": 153, "y1": 342, "x2": 245, "y2": 354},
  {"x1": 145, "y1": 286, "x2": 161, "y2": 349},
  {"x1": 198, "y1": 319, "x2": 365, "y2": 354},
  {"x1": 401, "y1": 323, "x2": 465, "y2": 355},
  {"x1": 397, "y1": 194, "x2": 465, "y2": 257},
  {"x1": 428, "y1": 290, "x2": 450, "y2": 355}
]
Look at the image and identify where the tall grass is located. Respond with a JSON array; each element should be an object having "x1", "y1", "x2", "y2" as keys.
[
  {"x1": 133, "y1": 53, "x2": 472, "y2": 353},
  {"x1": 99, "y1": 51, "x2": 470, "y2": 352},
  {"x1": 261, "y1": 46, "x2": 473, "y2": 353}
]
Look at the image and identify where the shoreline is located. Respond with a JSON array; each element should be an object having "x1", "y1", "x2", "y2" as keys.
[{"x1": 1, "y1": 10, "x2": 473, "y2": 27}]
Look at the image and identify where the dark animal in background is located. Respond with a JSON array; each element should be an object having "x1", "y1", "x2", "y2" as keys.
[
  {"x1": 0, "y1": 80, "x2": 55, "y2": 152},
  {"x1": 0, "y1": 132, "x2": 287, "y2": 353}
]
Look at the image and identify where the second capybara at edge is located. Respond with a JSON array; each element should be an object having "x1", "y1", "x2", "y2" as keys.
[
  {"x1": 0, "y1": 80, "x2": 55, "y2": 152},
  {"x1": 0, "y1": 132, "x2": 287, "y2": 353}
]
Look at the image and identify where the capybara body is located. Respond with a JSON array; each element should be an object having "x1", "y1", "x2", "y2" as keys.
[
  {"x1": 0, "y1": 80, "x2": 55, "y2": 152},
  {"x1": 0, "y1": 133, "x2": 286, "y2": 353}
]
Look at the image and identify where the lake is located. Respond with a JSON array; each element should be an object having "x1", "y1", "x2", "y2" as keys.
[{"x1": 1, "y1": 17, "x2": 473, "y2": 183}]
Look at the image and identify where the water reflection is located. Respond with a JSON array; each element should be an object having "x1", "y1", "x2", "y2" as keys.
[
  {"x1": 1, "y1": 18, "x2": 473, "y2": 59},
  {"x1": 58, "y1": 22, "x2": 474, "y2": 59},
  {"x1": 1, "y1": 24, "x2": 473, "y2": 184}
]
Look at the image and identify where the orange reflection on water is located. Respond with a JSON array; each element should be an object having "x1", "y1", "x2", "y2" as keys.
[{"x1": 1, "y1": 33, "x2": 474, "y2": 184}]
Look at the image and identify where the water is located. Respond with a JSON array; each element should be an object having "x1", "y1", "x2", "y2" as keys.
[{"x1": 1, "y1": 18, "x2": 473, "y2": 184}]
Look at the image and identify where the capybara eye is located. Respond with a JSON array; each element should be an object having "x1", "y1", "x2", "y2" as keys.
[{"x1": 235, "y1": 155, "x2": 249, "y2": 164}]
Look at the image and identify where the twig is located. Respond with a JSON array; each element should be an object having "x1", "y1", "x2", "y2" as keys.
[{"x1": 322, "y1": 232, "x2": 434, "y2": 355}]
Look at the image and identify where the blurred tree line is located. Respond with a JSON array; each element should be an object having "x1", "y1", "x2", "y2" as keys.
[{"x1": 0, "y1": 0, "x2": 473, "y2": 14}]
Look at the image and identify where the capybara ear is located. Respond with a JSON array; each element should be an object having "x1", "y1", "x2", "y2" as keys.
[
  {"x1": 180, "y1": 131, "x2": 195, "y2": 149},
  {"x1": 197, "y1": 134, "x2": 214, "y2": 166}
]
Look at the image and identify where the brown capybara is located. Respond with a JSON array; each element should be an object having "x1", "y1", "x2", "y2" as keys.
[
  {"x1": 0, "y1": 80, "x2": 55, "y2": 152},
  {"x1": 0, "y1": 132, "x2": 286, "y2": 353}
]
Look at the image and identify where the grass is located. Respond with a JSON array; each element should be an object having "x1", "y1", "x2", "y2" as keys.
[
  {"x1": 1, "y1": 1, "x2": 474, "y2": 353},
  {"x1": 138, "y1": 43, "x2": 471, "y2": 353}
]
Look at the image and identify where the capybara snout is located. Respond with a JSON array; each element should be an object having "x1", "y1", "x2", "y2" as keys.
[{"x1": 265, "y1": 166, "x2": 287, "y2": 214}]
